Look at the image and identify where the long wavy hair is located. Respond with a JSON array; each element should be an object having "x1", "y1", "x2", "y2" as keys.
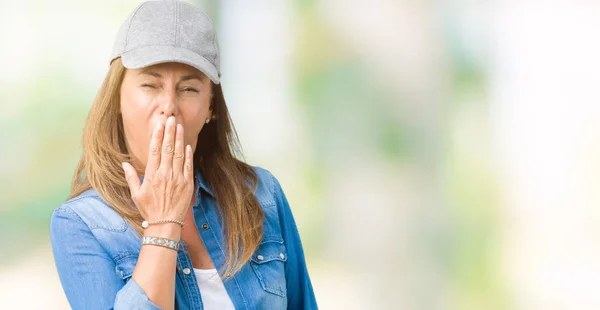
[{"x1": 70, "y1": 58, "x2": 264, "y2": 277}]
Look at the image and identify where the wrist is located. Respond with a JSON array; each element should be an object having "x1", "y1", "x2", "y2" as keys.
[{"x1": 143, "y1": 222, "x2": 182, "y2": 240}]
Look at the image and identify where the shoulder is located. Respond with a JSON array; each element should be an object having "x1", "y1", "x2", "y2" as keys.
[
  {"x1": 51, "y1": 189, "x2": 128, "y2": 232},
  {"x1": 250, "y1": 165, "x2": 284, "y2": 207}
]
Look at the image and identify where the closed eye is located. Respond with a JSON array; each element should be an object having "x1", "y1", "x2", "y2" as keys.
[
  {"x1": 182, "y1": 87, "x2": 199, "y2": 93},
  {"x1": 141, "y1": 84, "x2": 157, "y2": 89}
]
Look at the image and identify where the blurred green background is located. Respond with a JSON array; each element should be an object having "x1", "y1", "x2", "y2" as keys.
[{"x1": 2, "y1": 1, "x2": 600, "y2": 309}]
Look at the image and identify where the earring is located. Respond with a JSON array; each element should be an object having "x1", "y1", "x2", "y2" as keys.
[{"x1": 205, "y1": 119, "x2": 210, "y2": 124}]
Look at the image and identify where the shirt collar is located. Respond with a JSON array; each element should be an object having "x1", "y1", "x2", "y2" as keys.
[{"x1": 195, "y1": 168, "x2": 214, "y2": 198}]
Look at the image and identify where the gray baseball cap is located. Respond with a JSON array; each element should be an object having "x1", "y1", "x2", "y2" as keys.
[{"x1": 110, "y1": 0, "x2": 220, "y2": 84}]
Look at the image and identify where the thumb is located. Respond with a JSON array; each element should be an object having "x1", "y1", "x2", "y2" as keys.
[{"x1": 121, "y1": 162, "x2": 141, "y2": 196}]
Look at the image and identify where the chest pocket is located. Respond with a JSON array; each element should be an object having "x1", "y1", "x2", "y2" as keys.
[
  {"x1": 250, "y1": 241, "x2": 288, "y2": 297},
  {"x1": 114, "y1": 253, "x2": 139, "y2": 281}
]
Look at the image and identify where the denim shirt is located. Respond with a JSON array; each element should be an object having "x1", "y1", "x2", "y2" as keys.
[{"x1": 50, "y1": 166, "x2": 318, "y2": 310}]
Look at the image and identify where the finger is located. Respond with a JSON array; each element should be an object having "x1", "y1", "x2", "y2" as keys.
[
  {"x1": 145, "y1": 121, "x2": 165, "y2": 179},
  {"x1": 183, "y1": 145, "x2": 194, "y2": 182},
  {"x1": 122, "y1": 162, "x2": 141, "y2": 197},
  {"x1": 173, "y1": 124, "x2": 185, "y2": 174},
  {"x1": 160, "y1": 116, "x2": 176, "y2": 171}
]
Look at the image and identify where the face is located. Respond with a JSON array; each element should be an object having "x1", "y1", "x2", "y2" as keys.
[{"x1": 120, "y1": 62, "x2": 212, "y2": 170}]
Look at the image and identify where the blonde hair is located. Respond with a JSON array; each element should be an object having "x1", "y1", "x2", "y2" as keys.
[{"x1": 70, "y1": 58, "x2": 264, "y2": 277}]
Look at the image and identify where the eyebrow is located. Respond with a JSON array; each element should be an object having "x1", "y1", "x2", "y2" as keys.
[
  {"x1": 180, "y1": 74, "x2": 203, "y2": 82},
  {"x1": 138, "y1": 70, "x2": 204, "y2": 82},
  {"x1": 138, "y1": 70, "x2": 162, "y2": 78}
]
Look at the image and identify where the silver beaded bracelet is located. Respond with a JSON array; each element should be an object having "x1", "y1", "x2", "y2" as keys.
[
  {"x1": 141, "y1": 219, "x2": 185, "y2": 229},
  {"x1": 142, "y1": 236, "x2": 180, "y2": 251}
]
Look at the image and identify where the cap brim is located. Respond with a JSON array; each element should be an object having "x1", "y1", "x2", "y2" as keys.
[{"x1": 120, "y1": 46, "x2": 220, "y2": 84}]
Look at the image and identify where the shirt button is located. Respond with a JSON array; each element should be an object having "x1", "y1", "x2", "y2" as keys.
[
  {"x1": 183, "y1": 268, "x2": 191, "y2": 275},
  {"x1": 257, "y1": 255, "x2": 264, "y2": 261},
  {"x1": 202, "y1": 223, "x2": 209, "y2": 230},
  {"x1": 225, "y1": 273, "x2": 232, "y2": 278},
  {"x1": 279, "y1": 253, "x2": 285, "y2": 259}
]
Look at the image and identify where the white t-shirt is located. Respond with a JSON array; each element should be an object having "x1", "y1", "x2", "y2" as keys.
[{"x1": 193, "y1": 268, "x2": 235, "y2": 309}]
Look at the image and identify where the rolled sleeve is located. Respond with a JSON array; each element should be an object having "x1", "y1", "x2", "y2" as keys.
[
  {"x1": 115, "y1": 278, "x2": 162, "y2": 310},
  {"x1": 50, "y1": 205, "x2": 162, "y2": 310}
]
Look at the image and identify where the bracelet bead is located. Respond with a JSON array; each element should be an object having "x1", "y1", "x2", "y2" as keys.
[{"x1": 142, "y1": 219, "x2": 184, "y2": 229}]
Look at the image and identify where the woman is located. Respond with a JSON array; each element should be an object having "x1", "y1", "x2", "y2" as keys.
[{"x1": 49, "y1": 1, "x2": 317, "y2": 309}]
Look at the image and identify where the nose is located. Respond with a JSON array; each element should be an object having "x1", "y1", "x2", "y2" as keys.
[{"x1": 159, "y1": 89, "x2": 178, "y2": 117}]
